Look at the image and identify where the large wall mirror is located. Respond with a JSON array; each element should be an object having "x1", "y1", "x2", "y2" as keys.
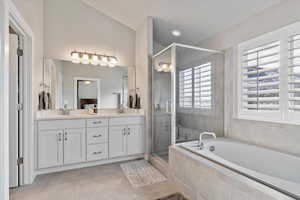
[{"x1": 40, "y1": 58, "x2": 135, "y2": 110}]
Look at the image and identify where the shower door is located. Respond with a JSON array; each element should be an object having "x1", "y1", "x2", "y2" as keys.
[{"x1": 152, "y1": 46, "x2": 176, "y2": 162}]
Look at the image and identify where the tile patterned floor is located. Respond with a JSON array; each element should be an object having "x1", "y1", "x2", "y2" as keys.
[{"x1": 10, "y1": 162, "x2": 177, "y2": 200}]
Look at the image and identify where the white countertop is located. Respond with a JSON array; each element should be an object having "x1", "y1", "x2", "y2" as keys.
[{"x1": 36, "y1": 109, "x2": 144, "y2": 121}]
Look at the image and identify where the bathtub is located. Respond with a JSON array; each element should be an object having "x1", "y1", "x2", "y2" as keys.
[{"x1": 180, "y1": 138, "x2": 300, "y2": 199}]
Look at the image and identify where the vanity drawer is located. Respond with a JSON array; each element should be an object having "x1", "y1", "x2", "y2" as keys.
[
  {"x1": 87, "y1": 118, "x2": 108, "y2": 127},
  {"x1": 87, "y1": 143, "x2": 108, "y2": 161},
  {"x1": 109, "y1": 117, "x2": 144, "y2": 126},
  {"x1": 87, "y1": 127, "x2": 108, "y2": 144},
  {"x1": 38, "y1": 119, "x2": 85, "y2": 130}
]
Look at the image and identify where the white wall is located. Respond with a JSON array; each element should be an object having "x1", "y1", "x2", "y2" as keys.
[
  {"x1": 44, "y1": 0, "x2": 135, "y2": 68},
  {"x1": 200, "y1": 0, "x2": 300, "y2": 51},
  {"x1": 200, "y1": 0, "x2": 300, "y2": 156},
  {"x1": 61, "y1": 61, "x2": 127, "y2": 109},
  {"x1": 135, "y1": 17, "x2": 153, "y2": 156}
]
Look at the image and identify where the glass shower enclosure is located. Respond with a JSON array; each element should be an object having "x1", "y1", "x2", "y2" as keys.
[{"x1": 152, "y1": 43, "x2": 223, "y2": 163}]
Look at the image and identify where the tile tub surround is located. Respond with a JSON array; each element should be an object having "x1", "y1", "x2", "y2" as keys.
[
  {"x1": 168, "y1": 146, "x2": 295, "y2": 200},
  {"x1": 10, "y1": 162, "x2": 177, "y2": 200}
]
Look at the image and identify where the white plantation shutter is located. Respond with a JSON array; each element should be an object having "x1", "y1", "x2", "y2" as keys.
[
  {"x1": 179, "y1": 68, "x2": 193, "y2": 108},
  {"x1": 242, "y1": 41, "x2": 280, "y2": 111},
  {"x1": 289, "y1": 34, "x2": 300, "y2": 112},
  {"x1": 194, "y1": 63, "x2": 212, "y2": 109}
]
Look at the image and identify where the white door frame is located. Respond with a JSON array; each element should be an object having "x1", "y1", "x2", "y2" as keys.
[
  {"x1": 0, "y1": 0, "x2": 10, "y2": 199},
  {"x1": 73, "y1": 77, "x2": 101, "y2": 109},
  {"x1": 9, "y1": 33, "x2": 19, "y2": 188},
  {"x1": 8, "y1": 0, "x2": 35, "y2": 186},
  {"x1": 0, "y1": 0, "x2": 34, "y2": 198}
]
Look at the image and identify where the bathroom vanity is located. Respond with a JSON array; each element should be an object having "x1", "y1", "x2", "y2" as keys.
[
  {"x1": 33, "y1": 55, "x2": 143, "y2": 175},
  {"x1": 35, "y1": 111, "x2": 145, "y2": 174}
]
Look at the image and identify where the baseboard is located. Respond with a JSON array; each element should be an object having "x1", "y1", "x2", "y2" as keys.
[{"x1": 35, "y1": 154, "x2": 144, "y2": 176}]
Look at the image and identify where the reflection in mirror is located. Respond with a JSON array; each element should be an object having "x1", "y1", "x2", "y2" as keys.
[
  {"x1": 40, "y1": 58, "x2": 132, "y2": 110},
  {"x1": 75, "y1": 78, "x2": 100, "y2": 109}
]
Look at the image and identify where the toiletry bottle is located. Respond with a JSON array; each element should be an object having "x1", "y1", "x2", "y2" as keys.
[{"x1": 93, "y1": 105, "x2": 97, "y2": 114}]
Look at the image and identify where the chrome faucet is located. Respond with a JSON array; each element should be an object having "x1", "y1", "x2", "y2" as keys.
[
  {"x1": 198, "y1": 132, "x2": 216, "y2": 149},
  {"x1": 60, "y1": 104, "x2": 70, "y2": 115}
]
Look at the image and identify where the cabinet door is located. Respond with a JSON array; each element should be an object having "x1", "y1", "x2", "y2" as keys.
[
  {"x1": 38, "y1": 130, "x2": 63, "y2": 169},
  {"x1": 127, "y1": 125, "x2": 144, "y2": 155},
  {"x1": 63, "y1": 128, "x2": 86, "y2": 165},
  {"x1": 109, "y1": 126, "x2": 126, "y2": 158}
]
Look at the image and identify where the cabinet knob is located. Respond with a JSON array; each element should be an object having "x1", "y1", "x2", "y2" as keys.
[
  {"x1": 64, "y1": 132, "x2": 68, "y2": 141},
  {"x1": 93, "y1": 121, "x2": 102, "y2": 124},
  {"x1": 128, "y1": 128, "x2": 130, "y2": 135},
  {"x1": 93, "y1": 151, "x2": 102, "y2": 155}
]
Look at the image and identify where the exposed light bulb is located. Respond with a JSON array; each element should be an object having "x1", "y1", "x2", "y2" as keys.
[
  {"x1": 100, "y1": 56, "x2": 108, "y2": 66},
  {"x1": 108, "y1": 57, "x2": 118, "y2": 68},
  {"x1": 84, "y1": 80, "x2": 91, "y2": 85},
  {"x1": 91, "y1": 54, "x2": 99, "y2": 65},
  {"x1": 71, "y1": 51, "x2": 80, "y2": 64},
  {"x1": 81, "y1": 53, "x2": 90, "y2": 65}
]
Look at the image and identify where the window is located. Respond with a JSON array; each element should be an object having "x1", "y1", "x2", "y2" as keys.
[
  {"x1": 242, "y1": 41, "x2": 280, "y2": 111},
  {"x1": 179, "y1": 68, "x2": 193, "y2": 108},
  {"x1": 289, "y1": 34, "x2": 300, "y2": 112},
  {"x1": 179, "y1": 62, "x2": 212, "y2": 111},
  {"x1": 238, "y1": 21, "x2": 300, "y2": 124},
  {"x1": 194, "y1": 63, "x2": 212, "y2": 109}
]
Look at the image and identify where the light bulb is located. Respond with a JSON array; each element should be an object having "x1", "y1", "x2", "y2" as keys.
[
  {"x1": 100, "y1": 56, "x2": 108, "y2": 66},
  {"x1": 91, "y1": 54, "x2": 99, "y2": 65},
  {"x1": 71, "y1": 51, "x2": 80, "y2": 64},
  {"x1": 81, "y1": 53, "x2": 90, "y2": 65},
  {"x1": 108, "y1": 57, "x2": 118, "y2": 67},
  {"x1": 84, "y1": 80, "x2": 91, "y2": 85}
]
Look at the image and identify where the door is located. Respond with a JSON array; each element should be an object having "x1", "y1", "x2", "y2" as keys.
[
  {"x1": 9, "y1": 33, "x2": 19, "y2": 187},
  {"x1": 38, "y1": 130, "x2": 63, "y2": 169},
  {"x1": 127, "y1": 125, "x2": 144, "y2": 155},
  {"x1": 109, "y1": 126, "x2": 126, "y2": 158},
  {"x1": 63, "y1": 128, "x2": 86, "y2": 165}
]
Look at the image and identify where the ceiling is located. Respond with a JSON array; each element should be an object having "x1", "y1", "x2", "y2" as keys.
[{"x1": 81, "y1": 0, "x2": 282, "y2": 46}]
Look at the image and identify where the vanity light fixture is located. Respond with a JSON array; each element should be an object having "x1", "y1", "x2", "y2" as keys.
[
  {"x1": 70, "y1": 51, "x2": 118, "y2": 67},
  {"x1": 156, "y1": 62, "x2": 172, "y2": 72}
]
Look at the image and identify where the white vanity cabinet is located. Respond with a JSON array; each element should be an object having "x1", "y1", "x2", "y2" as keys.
[
  {"x1": 109, "y1": 117, "x2": 144, "y2": 158},
  {"x1": 36, "y1": 115, "x2": 144, "y2": 173},
  {"x1": 63, "y1": 128, "x2": 86, "y2": 165},
  {"x1": 126, "y1": 125, "x2": 144, "y2": 155},
  {"x1": 38, "y1": 129, "x2": 63, "y2": 169},
  {"x1": 37, "y1": 119, "x2": 86, "y2": 169}
]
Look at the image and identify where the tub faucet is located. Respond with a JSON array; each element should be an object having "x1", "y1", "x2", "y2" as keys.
[{"x1": 198, "y1": 132, "x2": 216, "y2": 149}]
